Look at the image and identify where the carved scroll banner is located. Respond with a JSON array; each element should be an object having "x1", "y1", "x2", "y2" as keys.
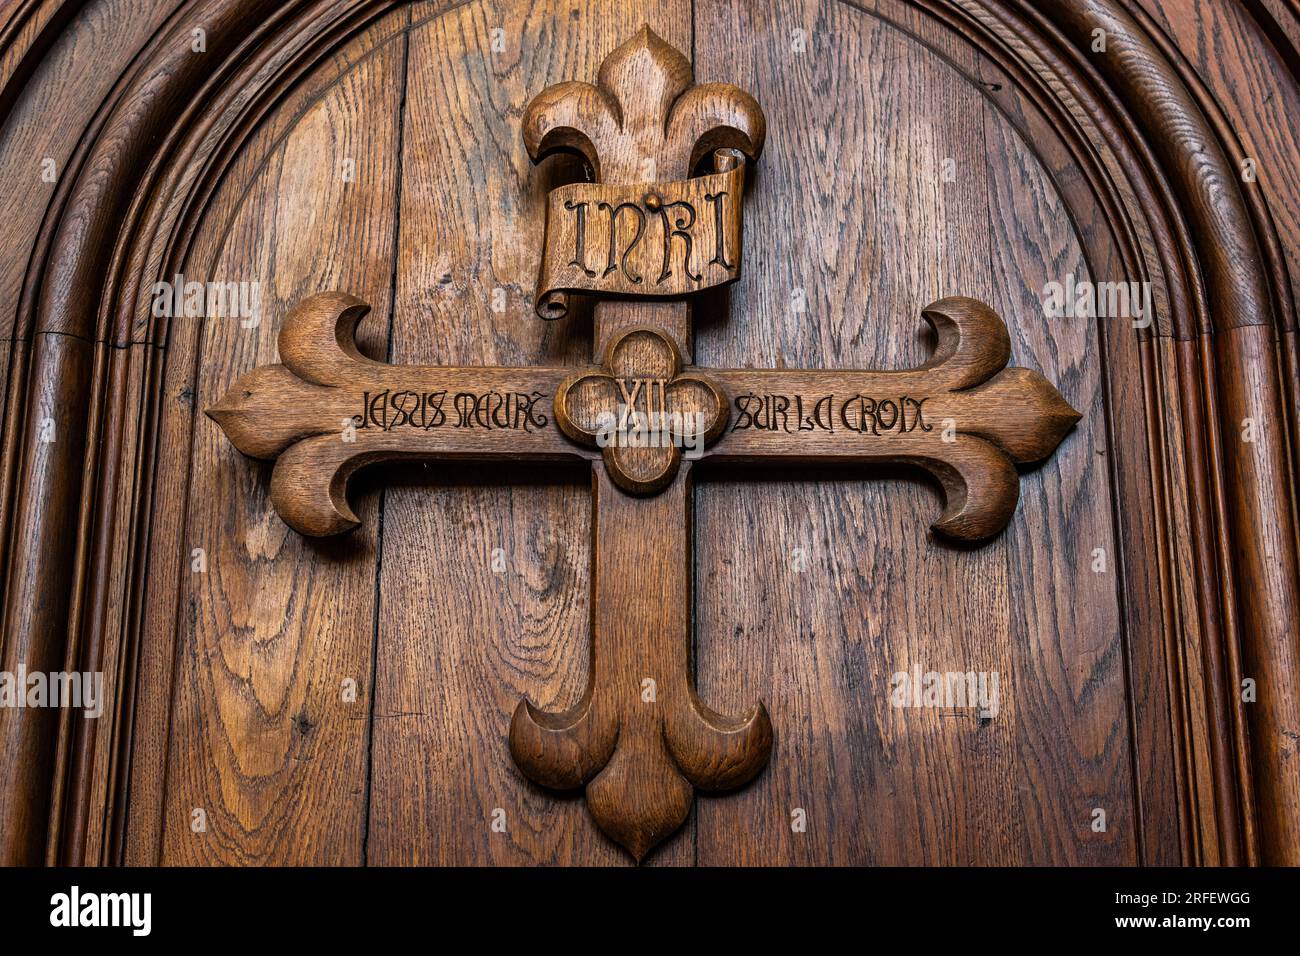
[
  {"x1": 534, "y1": 160, "x2": 746, "y2": 319},
  {"x1": 207, "y1": 26, "x2": 1081, "y2": 862}
]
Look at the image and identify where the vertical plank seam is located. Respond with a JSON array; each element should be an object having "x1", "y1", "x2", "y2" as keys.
[
  {"x1": 149, "y1": 255, "x2": 211, "y2": 865},
  {"x1": 361, "y1": 6, "x2": 410, "y2": 867},
  {"x1": 976, "y1": 92, "x2": 1018, "y2": 864},
  {"x1": 689, "y1": 0, "x2": 700, "y2": 870}
]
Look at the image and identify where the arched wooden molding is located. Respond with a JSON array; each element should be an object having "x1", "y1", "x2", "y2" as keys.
[{"x1": 0, "y1": 0, "x2": 1296, "y2": 866}]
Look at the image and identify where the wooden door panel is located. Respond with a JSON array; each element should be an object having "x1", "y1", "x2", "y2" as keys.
[
  {"x1": 368, "y1": 0, "x2": 694, "y2": 865},
  {"x1": 2, "y1": 0, "x2": 1297, "y2": 867},
  {"x1": 691, "y1": 0, "x2": 1130, "y2": 865},
  {"x1": 140, "y1": 14, "x2": 409, "y2": 864}
]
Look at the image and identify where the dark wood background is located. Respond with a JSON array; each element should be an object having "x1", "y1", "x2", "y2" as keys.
[{"x1": 2, "y1": 0, "x2": 1297, "y2": 866}]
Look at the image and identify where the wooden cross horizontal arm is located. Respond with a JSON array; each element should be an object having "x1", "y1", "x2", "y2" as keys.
[
  {"x1": 205, "y1": 291, "x2": 592, "y2": 536},
  {"x1": 205, "y1": 294, "x2": 1079, "y2": 860},
  {"x1": 206, "y1": 293, "x2": 1079, "y2": 542},
  {"x1": 699, "y1": 296, "x2": 1082, "y2": 540}
]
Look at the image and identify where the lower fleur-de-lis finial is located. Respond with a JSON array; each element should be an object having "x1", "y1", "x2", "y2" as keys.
[{"x1": 509, "y1": 620, "x2": 773, "y2": 862}]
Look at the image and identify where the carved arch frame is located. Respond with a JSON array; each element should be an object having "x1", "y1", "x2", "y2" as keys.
[{"x1": 0, "y1": 0, "x2": 1296, "y2": 865}]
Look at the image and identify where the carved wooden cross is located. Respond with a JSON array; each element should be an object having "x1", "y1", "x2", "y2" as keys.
[{"x1": 208, "y1": 27, "x2": 1080, "y2": 861}]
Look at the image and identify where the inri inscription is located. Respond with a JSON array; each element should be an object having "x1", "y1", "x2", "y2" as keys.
[{"x1": 536, "y1": 161, "x2": 747, "y2": 318}]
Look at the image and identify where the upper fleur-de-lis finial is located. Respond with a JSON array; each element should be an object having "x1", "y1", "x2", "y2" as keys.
[{"x1": 522, "y1": 25, "x2": 766, "y2": 183}]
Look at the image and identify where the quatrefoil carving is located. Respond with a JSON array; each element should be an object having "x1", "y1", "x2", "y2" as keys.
[{"x1": 554, "y1": 327, "x2": 728, "y2": 494}]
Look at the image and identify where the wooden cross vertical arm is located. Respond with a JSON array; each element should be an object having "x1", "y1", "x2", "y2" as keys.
[{"x1": 508, "y1": 27, "x2": 771, "y2": 860}]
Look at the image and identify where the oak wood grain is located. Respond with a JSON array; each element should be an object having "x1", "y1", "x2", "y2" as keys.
[
  {"x1": 366, "y1": 0, "x2": 698, "y2": 867},
  {"x1": 4, "y1": 0, "x2": 1296, "y2": 869},
  {"x1": 0, "y1": 0, "x2": 177, "y2": 341},
  {"x1": 121, "y1": 4, "x2": 415, "y2": 865},
  {"x1": 155, "y1": 22, "x2": 407, "y2": 864},
  {"x1": 981, "y1": 100, "x2": 1135, "y2": 864},
  {"x1": 689, "y1": 0, "x2": 1125, "y2": 865}
]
